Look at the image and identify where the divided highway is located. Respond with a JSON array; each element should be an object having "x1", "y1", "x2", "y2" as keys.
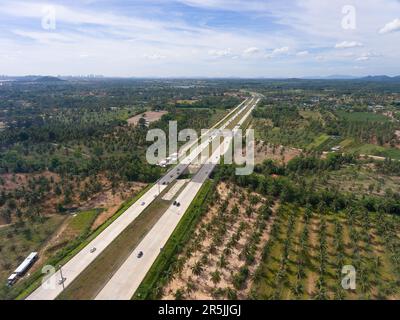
[
  {"x1": 95, "y1": 96, "x2": 260, "y2": 299},
  {"x1": 26, "y1": 95, "x2": 258, "y2": 300}
]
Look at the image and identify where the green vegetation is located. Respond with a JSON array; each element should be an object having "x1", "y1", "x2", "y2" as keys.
[
  {"x1": 307, "y1": 134, "x2": 331, "y2": 151},
  {"x1": 336, "y1": 110, "x2": 389, "y2": 122},
  {"x1": 68, "y1": 210, "x2": 99, "y2": 234},
  {"x1": 175, "y1": 95, "x2": 240, "y2": 110}
]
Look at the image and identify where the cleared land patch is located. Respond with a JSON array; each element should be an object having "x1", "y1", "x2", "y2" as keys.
[{"x1": 127, "y1": 111, "x2": 168, "y2": 126}]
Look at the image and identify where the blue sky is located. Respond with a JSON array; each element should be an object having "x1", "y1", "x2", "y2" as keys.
[{"x1": 0, "y1": 0, "x2": 399, "y2": 77}]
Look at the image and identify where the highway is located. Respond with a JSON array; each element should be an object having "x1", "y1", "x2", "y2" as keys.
[
  {"x1": 95, "y1": 96, "x2": 260, "y2": 300},
  {"x1": 26, "y1": 95, "x2": 257, "y2": 300}
]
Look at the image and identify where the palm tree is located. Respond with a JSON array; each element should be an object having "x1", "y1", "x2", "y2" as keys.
[
  {"x1": 186, "y1": 281, "x2": 196, "y2": 294},
  {"x1": 218, "y1": 254, "x2": 227, "y2": 268},
  {"x1": 191, "y1": 261, "x2": 204, "y2": 276},
  {"x1": 174, "y1": 288, "x2": 185, "y2": 300},
  {"x1": 226, "y1": 287, "x2": 237, "y2": 300},
  {"x1": 292, "y1": 281, "x2": 303, "y2": 297},
  {"x1": 175, "y1": 257, "x2": 185, "y2": 276},
  {"x1": 210, "y1": 270, "x2": 221, "y2": 285}
]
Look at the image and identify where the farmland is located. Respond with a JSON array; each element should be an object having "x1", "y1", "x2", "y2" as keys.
[{"x1": 251, "y1": 204, "x2": 400, "y2": 299}]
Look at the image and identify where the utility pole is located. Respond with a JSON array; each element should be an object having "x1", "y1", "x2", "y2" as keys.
[{"x1": 59, "y1": 264, "x2": 65, "y2": 290}]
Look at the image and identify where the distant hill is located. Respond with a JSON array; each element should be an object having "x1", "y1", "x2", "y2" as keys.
[
  {"x1": 358, "y1": 75, "x2": 400, "y2": 82},
  {"x1": 301, "y1": 75, "x2": 359, "y2": 80},
  {"x1": 301, "y1": 75, "x2": 400, "y2": 81},
  {"x1": 34, "y1": 76, "x2": 64, "y2": 82}
]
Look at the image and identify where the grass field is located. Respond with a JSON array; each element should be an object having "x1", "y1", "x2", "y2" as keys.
[
  {"x1": 335, "y1": 111, "x2": 389, "y2": 122},
  {"x1": 307, "y1": 134, "x2": 331, "y2": 151},
  {"x1": 0, "y1": 215, "x2": 66, "y2": 298},
  {"x1": 339, "y1": 138, "x2": 400, "y2": 160},
  {"x1": 68, "y1": 210, "x2": 99, "y2": 235},
  {"x1": 299, "y1": 110, "x2": 324, "y2": 124},
  {"x1": 309, "y1": 165, "x2": 400, "y2": 197},
  {"x1": 251, "y1": 204, "x2": 400, "y2": 299}
]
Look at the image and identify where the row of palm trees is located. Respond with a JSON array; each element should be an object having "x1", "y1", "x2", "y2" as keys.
[{"x1": 169, "y1": 184, "x2": 274, "y2": 300}]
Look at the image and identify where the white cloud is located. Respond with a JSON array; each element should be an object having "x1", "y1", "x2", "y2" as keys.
[
  {"x1": 355, "y1": 51, "x2": 380, "y2": 61},
  {"x1": 335, "y1": 41, "x2": 363, "y2": 49},
  {"x1": 272, "y1": 46, "x2": 289, "y2": 54},
  {"x1": 243, "y1": 47, "x2": 259, "y2": 55},
  {"x1": 379, "y1": 18, "x2": 400, "y2": 34},
  {"x1": 208, "y1": 48, "x2": 232, "y2": 58},
  {"x1": 296, "y1": 50, "x2": 309, "y2": 56},
  {"x1": 265, "y1": 46, "x2": 289, "y2": 58}
]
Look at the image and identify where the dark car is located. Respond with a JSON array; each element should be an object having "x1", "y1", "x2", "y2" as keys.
[
  {"x1": 137, "y1": 251, "x2": 143, "y2": 258},
  {"x1": 173, "y1": 200, "x2": 177, "y2": 205}
]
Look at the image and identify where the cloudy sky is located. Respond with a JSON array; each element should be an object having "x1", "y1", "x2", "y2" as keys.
[{"x1": 0, "y1": 0, "x2": 399, "y2": 77}]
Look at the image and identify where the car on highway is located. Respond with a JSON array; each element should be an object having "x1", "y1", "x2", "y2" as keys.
[
  {"x1": 90, "y1": 247, "x2": 96, "y2": 253},
  {"x1": 137, "y1": 251, "x2": 143, "y2": 258},
  {"x1": 58, "y1": 277, "x2": 66, "y2": 285},
  {"x1": 141, "y1": 201, "x2": 145, "y2": 206}
]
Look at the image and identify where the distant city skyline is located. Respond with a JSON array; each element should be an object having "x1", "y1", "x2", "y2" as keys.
[{"x1": 0, "y1": 0, "x2": 399, "y2": 77}]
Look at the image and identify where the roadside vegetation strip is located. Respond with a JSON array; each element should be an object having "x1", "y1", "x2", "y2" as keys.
[
  {"x1": 133, "y1": 178, "x2": 216, "y2": 300},
  {"x1": 15, "y1": 183, "x2": 153, "y2": 300}
]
